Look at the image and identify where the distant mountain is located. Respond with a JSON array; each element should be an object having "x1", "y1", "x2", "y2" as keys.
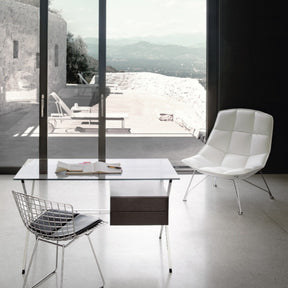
[
  {"x1": 84, "y1": 35, "x2": 206, "y2": 79},
  {"x1": 84, "y1": 33, "x2": 205, "y2": 48},
  {"x1": 107, "y1": 41, "x2": 205, "y2": 60}
]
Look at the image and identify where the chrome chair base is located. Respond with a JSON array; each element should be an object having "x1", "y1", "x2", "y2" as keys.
[
  {"x1": 23, "y1": 235, "x2": 105, "y2": 288},
  {"x1": 183, "y1": 170, "x2": 275, "y2": 215}
]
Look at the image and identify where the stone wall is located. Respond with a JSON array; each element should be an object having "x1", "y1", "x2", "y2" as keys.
[{"x1": 0, "y1": 0, "x2": 67, "y2": 113}]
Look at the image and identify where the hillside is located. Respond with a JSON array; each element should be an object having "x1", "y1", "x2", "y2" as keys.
[
  {"x1": 85, "y1": 38, "x2": 206, "y2": 80},
  {"x1": 106, "y1": 72, "x2": 206, "y2": 136}
]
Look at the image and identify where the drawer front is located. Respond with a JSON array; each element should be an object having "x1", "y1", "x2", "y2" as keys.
[
  {"x1": 110, "y1": 196, "x2": 168, "y2": 212},
  {"x1": 110, "y1": 211, "x2": 168, "y2": 225}
]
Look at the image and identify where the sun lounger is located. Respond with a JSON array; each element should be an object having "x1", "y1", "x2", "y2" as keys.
[
  {"x1": 77, "y1": 73, "x2": 118, "y2": 90},
  {"x1": 49, "y1": 92, "x2": 128, "y2": 133},
  {"x1": 78, "y1": 72, "x2": 89, "y2": 84},
  {"x1": 77, "y1": 73, "x2": 98, "y2": 85},
  {"x1": 50, "y1": 92, "x2": 91, "y2": 116}
]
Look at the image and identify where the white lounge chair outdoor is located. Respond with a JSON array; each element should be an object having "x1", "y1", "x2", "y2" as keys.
[
  {"x1": 49, "y1": 92, "x2": 129, "y2": 133},
  {"x1": 89, "y1": 75, "x2": 97, "y2": 84},
  {"x1": 77, "y1": 73, "x2": 118, "y2": 91},
  {"x1": 77, "y1": 73, "x2": 98, "y2": 85},
  {"x1": 50, "y1": 91, "x2": 92, "y2": 115}
]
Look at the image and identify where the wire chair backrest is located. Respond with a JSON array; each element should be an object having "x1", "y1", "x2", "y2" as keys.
[{"x1": 12, "y1": 191, "x2": 76, "y2": 241}]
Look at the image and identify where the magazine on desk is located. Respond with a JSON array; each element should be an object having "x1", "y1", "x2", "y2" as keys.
[{"x1": 55, "y1": 161, "x2": 122, "y2": 175}]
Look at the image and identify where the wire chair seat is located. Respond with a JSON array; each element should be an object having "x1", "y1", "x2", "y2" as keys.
[{"x1": 28, "y1": 209, "x2": 103, "y2": 241}]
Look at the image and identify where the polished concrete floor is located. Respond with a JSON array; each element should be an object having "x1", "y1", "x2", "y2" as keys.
[{"x1": 1, "y1": 174, "x2": 288, "y2": 288}]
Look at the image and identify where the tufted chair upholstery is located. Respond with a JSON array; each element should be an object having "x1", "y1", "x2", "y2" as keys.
[{"x1": 182, "y1": 109, "x2": 274, "y2": 214}]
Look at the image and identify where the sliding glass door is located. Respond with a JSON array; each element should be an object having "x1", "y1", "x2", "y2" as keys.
[
  {"x1": 0, "y1": 0, "x2": 206, "y2": 170},
  {"x1": 47, "y1": 0, "x2": 206, "y2": 165},
  {"x1": 105, "y1": 0, "x2": 206, "y2": 165},
  {"x1": 47, "y1": 0, "x2": 101, "y2": 159},
  {"x1": 0, "y1": 0, "x2": 40, "y2": 171}
]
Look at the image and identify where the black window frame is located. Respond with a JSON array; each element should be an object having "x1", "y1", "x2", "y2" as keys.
[
  {"x1": 1, "y1": 0, "x2": 218, "y2": 173},
  {"x1": 54, "y1": 44, "x2": 59, "y2": 67},
  {"x1": 13, "y1": 40, "x2": 19, "y2": 59}
]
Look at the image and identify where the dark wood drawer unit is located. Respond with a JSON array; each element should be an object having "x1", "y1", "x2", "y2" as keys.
[{"x1": 110, "y1": 181, "x2": 168, "y2": 225}]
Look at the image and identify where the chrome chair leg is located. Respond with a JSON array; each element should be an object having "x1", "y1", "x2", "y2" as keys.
[
  {"x1": 183, "y1": 170, "x2": 195, "y2": 201},
  {"x1": 55, "y1": 244, "x2": 59, "y2": 271},
  {"x1": 260, "y1": 171, "x2": 275, "y2": 199},
  {"x1": 22, "y1": 231, "x2": 30, "y2": 275},
  {"x1": 242, "y1": 171, "x2": 275, "y2": 200},
  {"x1": 60, "y1": 246, "x2": 65, "y2": 288},
  {"x1": 33, "y1": 248, "x2": 59, "y2": 288},
  {"x1": 87, "y1": 235, "x2": 105, "y2": 288},
  {"x1": 23, "y1": 240, "x2": 62, "y2": 288},
  {"x1": 183, "y1": 173, "x2": 208, "y2": 201},
  {"x1": 22, "y1": 239, "x2": 39, "y2": 288},
  {"x1": 232, "y1": 180, "x2": 243, "y2": 215}
]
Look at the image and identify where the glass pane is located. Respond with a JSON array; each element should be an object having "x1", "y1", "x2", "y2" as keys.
[
  {"x1": 106, "y1": 0, "x2": 206, "y2": 165},
  {"x1": 48, "y1": 0, "x2": 99, "y2": 159},
  {"x1": 0, "y1": 0, "x2": 40, "y2": 168}
]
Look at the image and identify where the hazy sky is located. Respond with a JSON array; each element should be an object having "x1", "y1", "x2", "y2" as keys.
[{"x1": 50, "y1": 0, "x2": 206, "y2": 38}]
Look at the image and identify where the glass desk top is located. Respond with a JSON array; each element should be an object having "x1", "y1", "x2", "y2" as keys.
[{"x1": 14, "y1": 158, "x2": 180, "y2": 181}]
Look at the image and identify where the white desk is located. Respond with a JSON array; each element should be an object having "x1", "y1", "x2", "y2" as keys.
[{"x1": 14, "y1": 158, "x2": 180, "y2": 274}]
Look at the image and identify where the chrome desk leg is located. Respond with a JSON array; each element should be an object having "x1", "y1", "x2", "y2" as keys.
[
  {"x1": 166, "y1": 179, "x2": 172, "y2": 197},
  {"x1": 159, "y1": 226, "x2": 164, "y2": 239},
  {"x1": 165, "y1": 226, "x2": 173, "y2": 273},
  {"x1": 213, "y1": 177, "x2": 217, "y2": 188},
  {"x1": 21, "y1": 180, "x2": 35, "y2": 275},
  {"x1": 159, "y1": 179, "x2": 172, "y2": 239},
  {"x1": 159, "y1": 180, "x2": 173, "y2": 272}
]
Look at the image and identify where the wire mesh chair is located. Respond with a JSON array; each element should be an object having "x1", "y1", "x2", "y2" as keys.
[{"x1": 12, "y1": 190, "x2": 105, "y2": 288}]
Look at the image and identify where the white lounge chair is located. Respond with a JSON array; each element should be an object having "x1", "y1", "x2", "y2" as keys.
[{"x1": 182, "y1": 108, "x2": 274, "y2": 214}]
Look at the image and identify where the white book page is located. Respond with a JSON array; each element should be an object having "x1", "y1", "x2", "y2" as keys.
[
  {"x1": 82, "y1": 162, "x2": 94, "y2": 173},
  {"x1": 93, "y1": 162, "x2": 122, "y2": 173},
  {"x1": 55, "y1": 161, "x2": 84, "y2": 173},
  {"x1": 55, "y1": 161, "x2": 122, "y2": 174}
]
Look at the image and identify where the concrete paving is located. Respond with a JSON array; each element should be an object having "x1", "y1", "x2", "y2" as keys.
[{"x1": 0, "y1": 90, "x2": 204, "y2": 168}]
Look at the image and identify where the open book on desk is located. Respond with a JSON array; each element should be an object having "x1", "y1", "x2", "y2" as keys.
[{"x1": 55, "y1": 161, "x2": 122, "y2": 175}]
